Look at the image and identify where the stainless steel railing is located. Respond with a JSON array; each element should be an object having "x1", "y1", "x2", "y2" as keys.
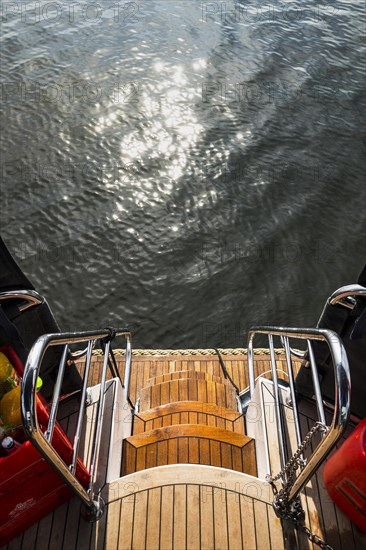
[
  {"x1": 21, "y1": 328, "x2": 132, "y2": 521},
  {"x1": 247, "y1": 326, "x2": 350, "y2": 503},
  {"x1": 0, "y1": 289, "x2": 45, "y2": 311},
  {"x1": 328, "y1": 283, "x2": 366, "y2": 309},
  {"x1": 0, "y1": 289, "x2": 93, "y2": 363}
]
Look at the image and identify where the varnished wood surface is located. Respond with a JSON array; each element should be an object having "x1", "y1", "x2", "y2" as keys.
[
  {"x1": 133, "y1": 401, "x2": 245, "y2": 435},
  {"x1": 144, "y1": 369, "x2": 231, "y2": 387},
  {"x1": 8, "y1": 460, "x2": 366, "y2": 550},
  {"x1": 127, "y1": 423, "x2": 252, "y2": 448},
  {"x1": 139, "y1": 378, "x2": 238, "y2": 411},
  {"x1": 5, "y1": 468, "x2": 282, "y2": 550},
  {"x1": 77, "y1": 352, "x2": 299, "y2": 406},
  {"x1": 125, "y1": 355, "x2": 247, "y2": 477},
  {"x1": 122, "y1": 424, "x2": 256, "y2": 476},
  {"x1": 5, "y1": 353, "x2": 365, "y2": 550},
  {"x1": 127, "y1": 354, "x2": 299, "y2": 406}
]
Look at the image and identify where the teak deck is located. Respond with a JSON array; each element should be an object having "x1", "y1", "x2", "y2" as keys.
[{"x1": 3, "y1": 352, "x2": 366, "y2": 550}]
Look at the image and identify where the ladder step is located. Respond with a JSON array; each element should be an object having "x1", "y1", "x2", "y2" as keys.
[
  {"x1": 144, "y1": 370, "x2": 231, "y2": 388},
  {"x1": 122, "y1": 424, "x2": 256, "y2": 476},
  {"x1": 139, "y1": 379, "x2": 238, "y2": 411},
  {"x1": 133, "y1": 401, "x2": 245, "y2": 434}
]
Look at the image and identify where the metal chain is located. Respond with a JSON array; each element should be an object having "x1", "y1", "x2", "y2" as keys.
[
  {"x1": 267, "y1": 422, "x2": 332, "y2": 550},
  {"x1": 296, "y1": 521, "x2": 333, "y2": 550}
]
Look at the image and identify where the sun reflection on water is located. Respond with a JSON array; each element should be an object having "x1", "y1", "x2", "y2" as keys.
[
  {"x1": 94, "y1": 63, "x2": 205, "y2": 208},
  {"x1": 92, "y1": 58, "x2": 240, "y2": 233}
]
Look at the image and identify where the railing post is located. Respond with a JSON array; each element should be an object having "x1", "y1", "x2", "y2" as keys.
[
  {"x1": 282, "y1": 337, "x2": 302, "y2": 449},
  {"x1": 88, "y1": 341, "x2": 110, "y2": 496},
  {"x1": 247, "y1": 331, "x2": 255, "y2": 398},
  {"x1": 246, "y1": 326, "x2": 350, "y2": 505},
  {"x1": 21, "y1": 328, "x2": 132, "y2": 522},
  {"x1": 268, "y1": 334, "x2": 287, "y2": 472},
  {"x1": 45, "y1": 345, "x2": 68, "y2": 443},
  {"x1": 307, "y1": 340, "x2": 326, "y2": 427},
  {"x1": 70, "y1": 340, "x2": 95, "y2": 475},
  {"x1": 123, "y1": 334, "x2": 132, "y2": 395}
]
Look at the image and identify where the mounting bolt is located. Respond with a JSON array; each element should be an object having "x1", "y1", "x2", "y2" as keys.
[
  {"x1": 86, "y1": 389, "x2": 92, "y2": 405},
  {"x1": 81, "y1": 495, "x2": 105, "y2": 523}
]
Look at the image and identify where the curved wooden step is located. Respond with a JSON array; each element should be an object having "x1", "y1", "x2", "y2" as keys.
[
  {"x1": 139, "y1": 379, "x2": 238, "y2": 411},
  {"x1": 144, "y1": 370, "x2": 231, "y2": 387},
  {"x1": 122, "y1": 424, "x2": 256, "y2": 476},
  {"x1": 134, "y1": 401, "x2": 245, "y2": 435},
  {"x1": 103, "y1": 466, "x2": 281, "y2": 550}
]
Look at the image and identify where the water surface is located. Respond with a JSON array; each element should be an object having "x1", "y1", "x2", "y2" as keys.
[{"x1": 1, "y1": 0, "x2": 365, "y2": 347}]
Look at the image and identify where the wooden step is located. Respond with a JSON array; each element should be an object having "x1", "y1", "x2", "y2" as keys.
[
  {"x1": 133, "y1": 401, "x2": 245, "y2": 434},
  {"x1": 122, "y1": 424, "x2": 256, "y2": 476},
  {"x1": 144, "y1": 370, "x2": 231, "y2": 387},
  {"x1": 139, "y1": 379, "x2": 238, "y2": 411}
]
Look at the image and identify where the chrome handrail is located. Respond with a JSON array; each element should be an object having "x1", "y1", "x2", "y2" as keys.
[
  {"x1": 247, "y1": 326, "x2": 350, "y2": 502},
  {"x1": 328, "y1": 284, "x2": 366, "y2": 309},
  {"x1": 0, "y1": 289, "x2": 44, "y2": 311},
  {"x1": 21, "y1": 328, "x2": 132, "y2": 521}
]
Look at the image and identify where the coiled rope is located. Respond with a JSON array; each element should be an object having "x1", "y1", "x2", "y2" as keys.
[{"x1": 91, "y1": 347, "x2": 288, "y2": 356}]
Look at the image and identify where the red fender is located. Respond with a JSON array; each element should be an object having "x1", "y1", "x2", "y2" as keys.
[{"x1": 324, "y1": 418, "x2": 366, "y2": 533}]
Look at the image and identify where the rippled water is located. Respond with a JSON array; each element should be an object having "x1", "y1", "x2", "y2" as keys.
[{"x1": 1, "y1": 1, "x2": 365, "y2": 348}]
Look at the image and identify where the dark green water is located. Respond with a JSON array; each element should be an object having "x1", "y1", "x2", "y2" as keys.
[{"x1": 1, "y1": 1, "x2": 365, "y2": 348}]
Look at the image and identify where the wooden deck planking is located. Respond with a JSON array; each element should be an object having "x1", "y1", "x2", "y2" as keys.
[
  {"x1": 267, "y1": 505, "x2": 285, "y2": 550},
  {"x1": 91, "y1": 468, "x2": 282, "y2": 548},
  {"x1": 8, "y1": 465, "x2": 338, "y2": 550},
  {"x1": 139, "y1": 378, "x2": 238, "y2": 411},
  {"x1": 253, "y1": 499, "x2": 271, "y2": 550},
  {"x1": 131, "y1": 490, "x2": 148, "y2": 550},
  {"x1": 186, "y1": 485, "x2": 200, "y2": 550},
  {"x1": 188, "y1": 436, "x2": 199, "y2": 463},
  {"x1": 157, "y1": 439, "x2": 168, "y2": 466},
  {"x1": 173, "y1": 485, "x2": 186, "y2": 550},
  {"x1": 49, "y1": 501, "x2": 69, "y2": 550},
  {"x1": 200, "y1": 485, "x2": 215, "y2": 550},
  {"x1": 5, "y1": 352, "x2": 362, "y2": 550},
  {"x1": 299, "y1": 411, "x2": 327, "y2": 548},
  {"x1": 135, "y1": 444, "x2": 147, "y2": 473},
  {"x1": 213, "y1": 487, "x2": 229, "y2": 550},
  {"x1": 61, "y1": 497, "x2": 82, "y2": 550},
  {"x1": 188, "y1": 378, "x2": 198, "y2": 401},
  {"x1": 16, "y1": 523, "x2": 38, "y2": 550},
  {"x1": 168, "y1": 438, "x2": 178, "y2": 464},
  {"x1": 6, "y1": 535, "x2": 24, "y2": 550},
  {"x1": 145, "y1": 487, "x2": 161, "y2": 550},
  {"x1": 75, "y1": 510, "x2": 93, "y2": 550},
  {"x1": 122, "y1": 353, "x2": 298, "y2": 405},
  {"x1": 145, "y1": 443, "x2": 157, "y2": 470},
  {"x1": 124, "y1": 441, "x2": 136, "y2": 474},
  {"x1": 226, "y1": 490, "x2": 243, "y2": 550},
  {"x1": 210, "y1": 440, "x2": 221, "y2": 468},
  {"x1": 76, "y1": 352, "x2": 287, "y2": 406},
  {"x1": 199, "y1": 438, "x2": 210, "y2": 466},
  {"x1": 240, "y1": 494, "x2": 257, "y2": 549},
  {"x1": 145, "y1": 370, "x2": 230, "y2": 387},
  {"x1": 122, "y1": 424, "x2": 256, "y2": 475},
  {"x1": 160, "y1": 486, "x2": 174, "y2": 550},
  {"x1": 179, "y1": 378, "x2": 189, "y2": 401},
  {"x1": 221, "y1": 441, "x2": 233, "y2": 470},
  {"x1": 297, "y1": 406, "x2": 365, "y2": 550},
  {"x1": 118, "y1": 495, "x2": 135, "y2": 550},
  {"x1": 91, "y1": 500, "x2": 108, "y2": 550}
]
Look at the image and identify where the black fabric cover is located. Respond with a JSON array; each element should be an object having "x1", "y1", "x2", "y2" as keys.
[
  {"x1": 0, "y1": 236, "x2": 34, "y2": 292},
  {"x1": 0, "y1": 237, "x2": 82, "y2": 400},
  {"x1": 7, "y1": 303, "x2": 82, "y2": 400},
  {"x1": 0, "y1": 306, "x2": 29, "y2": 365},
  {"x1": 296, "y1": 264, "x2": 366, "y2": 420}
]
